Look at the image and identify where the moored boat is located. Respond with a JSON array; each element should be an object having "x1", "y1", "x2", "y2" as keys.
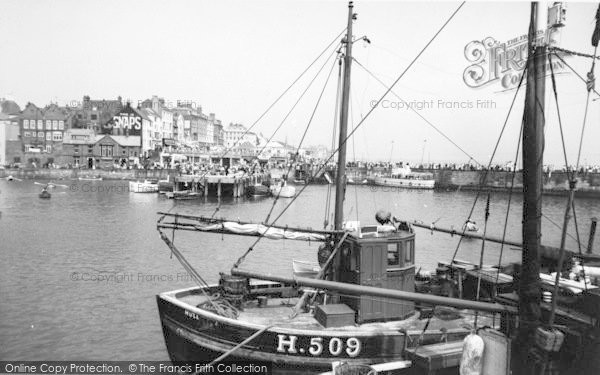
[
  {"x1": 247, "y1": 184, "x2": 271, "y2": 197},
  {"x1": 39, "y1": 189, "x2": 51, "y2": 199},
  {"x1": 78, "y1": 176, "x2": 103, "y2": 181}
]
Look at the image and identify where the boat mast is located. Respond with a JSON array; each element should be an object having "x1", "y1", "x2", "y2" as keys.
[
  {"x1": 334, "y1": 1, "x2": 354, "y2": 231},
  {"x1": 518, "y1": 1, "x2": 546, "y2": 371}
]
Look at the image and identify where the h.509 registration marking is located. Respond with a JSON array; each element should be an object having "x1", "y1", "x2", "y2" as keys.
[{"x1": 276, "y1": 335, "x2": 361, "y2": 357}]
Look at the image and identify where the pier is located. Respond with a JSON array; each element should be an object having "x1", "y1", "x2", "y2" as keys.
[{"x1": 172, "y1": 173, "x2": 269, "y2": 198}]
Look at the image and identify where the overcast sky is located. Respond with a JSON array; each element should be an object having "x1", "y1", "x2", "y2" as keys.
[{"x1": 1, "y1": 0, "x2": 599, "y2": 166}]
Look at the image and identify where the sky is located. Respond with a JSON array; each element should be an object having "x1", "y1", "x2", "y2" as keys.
[{"x1": 1, "y1": 0, "x2": 599, "y2": 166}]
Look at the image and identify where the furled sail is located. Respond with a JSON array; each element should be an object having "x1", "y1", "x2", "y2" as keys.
[{"x1": 157, "y1": 212, "x2": 334, "y2": 242}]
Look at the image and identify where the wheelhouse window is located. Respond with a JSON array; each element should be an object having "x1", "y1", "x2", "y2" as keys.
[
  {"x1": 405, "y1": 240, "x2": 414, "y2": 266},
  {"x1": 387, "y1": 243, "x2": 399, "y2": 267}
]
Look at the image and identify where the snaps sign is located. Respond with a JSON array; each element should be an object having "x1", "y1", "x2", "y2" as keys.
[{"x1": 102, "y1": 105, "x2": 142, "y2": 135}]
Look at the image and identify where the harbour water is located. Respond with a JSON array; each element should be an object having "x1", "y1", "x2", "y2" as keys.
[{"x1": 1, "y1": 179, "x2": 598, "y2": 361}]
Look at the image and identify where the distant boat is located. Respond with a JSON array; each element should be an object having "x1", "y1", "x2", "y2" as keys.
[
  {"x1": 270, "y1": 179, "x2": 296, "y2": 198},
  {"x1": 373, "y1": 166, "x2": 435, "y2": 189},
  {"x1": 39, "y1": 189, "x2": 51, "y2": 199},
  {"x1": 165, "y1": 191, "x2": 203, "y2": 200},
  {"x1": 78, "y1": 176, "x2": 102, "y2": 181},
  {"x1": 129, "y1": 180, "x2": 159, "y2": 193}
]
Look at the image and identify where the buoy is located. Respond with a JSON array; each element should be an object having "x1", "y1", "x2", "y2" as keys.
[{"x1": 460, "y1": 332, "x2": 484, "y2": 375}]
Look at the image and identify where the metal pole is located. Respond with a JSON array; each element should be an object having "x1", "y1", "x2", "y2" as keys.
[{"x1": 230, "y1": 269, "x2": 518, "y2": 315}]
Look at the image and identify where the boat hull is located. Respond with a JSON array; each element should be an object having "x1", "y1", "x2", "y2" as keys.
[
  {"x1": 247, "y1": 185, "x2": 271, "y2": 197},
  {"x1": 373, "y1": 177, "x2": 434, "y2": 189},
  {"x1": 157, "y1": 285, "x2": 467, "y2": 374}
]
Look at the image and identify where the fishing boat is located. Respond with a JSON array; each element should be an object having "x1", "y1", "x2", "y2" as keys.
[
  {"x1": 154, "y1": 4, "x2": 513, "y2": 374},
  {"x1": 373, "y1": 165, "x2": 435, "y2": 190},
  {"x1": 155, "y1": 2, "x2": 600, "y2": 374},
  {"x1": 129, "y1": 180, "x2": 159, "y2": 193}
]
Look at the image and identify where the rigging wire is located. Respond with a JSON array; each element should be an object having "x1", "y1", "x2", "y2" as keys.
[
  {"x1": 495, "y1": 120, "x2": 524, "y2": 285},
  {"x1": 349, "y1": 89, "x2": 360, "y2": 223},
  {"x1": 324, "y1": 60, "x2": 343, "y2": 229},
  {"x1": 448, "y1": 53, "x2": 529, "y2": 264},
  {"x1": 231, "y1": 1, "x2": 467, "y2": 267},
  {"x1": 546, "y1": 52, "x2": 591, "y2": 325},
  {"x1": 265, "y1": 54, "x2": 340, "y2": 223},
  {"x1": 352, "y1": 58, "x2": 483, "y2": 167},
  {"x1": 550, "y1": 51, "x2": 600, "y2": 98},
  {"x1": 236, "y1": 54, "x2": 340, "y2": 266}
]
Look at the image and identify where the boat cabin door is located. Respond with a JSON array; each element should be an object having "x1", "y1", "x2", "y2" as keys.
[{"x1": 338, "y1": 233, "x2": 415, "y2": 323}]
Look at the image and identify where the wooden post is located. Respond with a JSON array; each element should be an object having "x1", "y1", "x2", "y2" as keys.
[
  {"x1": 204, "y1": 178, "x2": 208, "y2": 196},
  {"x1": 517, "y1": 3, "x2": 546, "y2": 374},
  {"x1": 217, "y1": 180, "x2": 222, "y2": 197},
  {"x1": 588, "y1": 217, "x2": 597, "y2": 254}
]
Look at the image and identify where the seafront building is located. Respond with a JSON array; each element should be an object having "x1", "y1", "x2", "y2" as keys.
[{"x1": 0, "y1": 95, "x2": 312, "y2": 169}]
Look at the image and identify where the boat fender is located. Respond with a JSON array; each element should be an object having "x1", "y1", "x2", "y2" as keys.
[{"x1": 459, "y1": 332, "x2": 484, "y2": 375}]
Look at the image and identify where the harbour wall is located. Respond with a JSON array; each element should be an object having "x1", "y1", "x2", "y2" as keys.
[{"x1": 347, "y1": 167, "x2": 600, "y2": 197}]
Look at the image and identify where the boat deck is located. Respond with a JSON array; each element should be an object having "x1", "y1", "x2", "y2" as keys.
[{"x1": 178, "y1": 292, "x2": 485, "y2": 333}]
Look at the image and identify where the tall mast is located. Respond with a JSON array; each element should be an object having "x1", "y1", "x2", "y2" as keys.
[
  {"x1": 518, "y1": 2, "x2": 546, "y2": 372},
  {"x1": 334, "y1": 1, "x2": 354, "y2": 230}
]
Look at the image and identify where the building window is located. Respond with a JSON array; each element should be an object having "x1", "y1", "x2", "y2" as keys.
[
  {"x1": 38, "y1": 132, "x2": 44, "y2": 138},
  {"x1": 37, "y1": 120, "x2": 43, "y2": 129},
  {"x1": 122, "y1": 150, "x2": 127, "y2": 155},
  {"x1": 100, "y1": 145, "x2": 113, "y2": 157},
  {"x1": 52, "y1": 121, "x2": 58, "y2": 130},
  {"x1": 91, "y1": 114, "x2": 98, "y2": 121},
  {"x1": 24, "y1": 131, "x2": 31, "y2": 137},
  {"x1": 52, "y1": 132, "x2": 63, "y2": 141},
  {"x1": 88, "y1": 147, "x2": 93, "y2": 153},
  {"x1": 46, "y1": 145, "x2": 52, "y2": 153},
  {"x1": 74, "y1": 148, "x2": 79, "y2": 153},
  {"x1": 23, "y1": 120, "x2": 29, "y2": 129},
  {"x1": 58, "y1": 120, "x2": 64, "y2": 130},
  {"x1": 46, "y1": 132, "x2": 52, "y2": 141},
  {"x1": 46, "y1": 120, "x2": 51, "y2": 129}
]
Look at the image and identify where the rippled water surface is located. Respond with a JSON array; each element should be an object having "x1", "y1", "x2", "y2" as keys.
[{"x1": 1, "y1": 179, "x2": 598, "y2": 360}]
